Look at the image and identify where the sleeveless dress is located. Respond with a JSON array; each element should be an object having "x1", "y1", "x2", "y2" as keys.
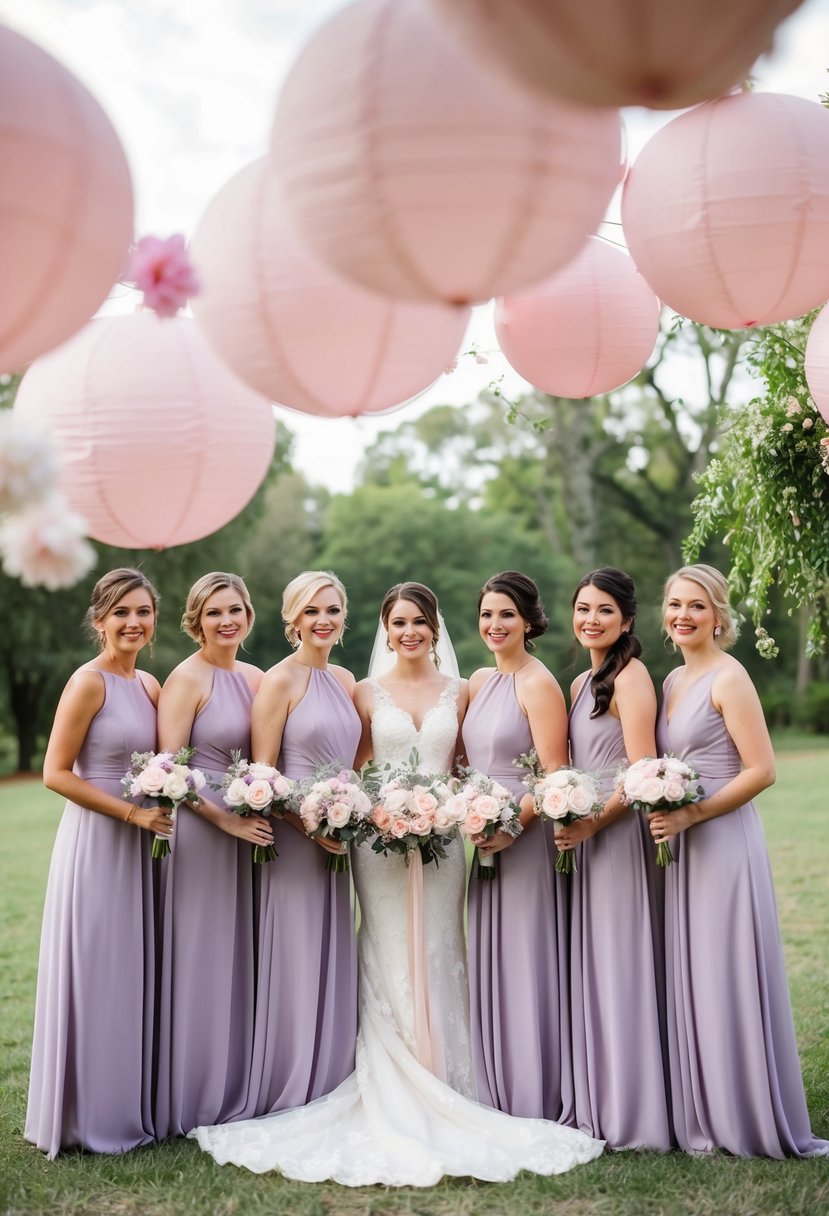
[
  {"x1": 25, "y1": 671, "x2": 157, "y2": 1157},
  {"x1": 154, "y1": 667, "x2": 256, "y2": 1137},
  {"x1": 242, "y1": 666, "x2": 361, "y2": 1117},
  {"x1": 464, "y1": 671, "x2": 573, "y2": 1122},
  {"x1": 189, "y1": 677, "x2": 604, "y2": 1185},
  {"x1": 657, "y1": 668, "x2": 828, "y2": 1157},
  {"x1": 568, "y1": 676, "x2": 671, "y2": 1150}
]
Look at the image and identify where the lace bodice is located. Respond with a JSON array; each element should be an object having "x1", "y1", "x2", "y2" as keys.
[{"x1": 370, "y1": 679, "x2": 459, "y2": 773}]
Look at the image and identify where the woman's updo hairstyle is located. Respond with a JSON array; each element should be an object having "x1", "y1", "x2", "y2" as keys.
[
  {"x1": 573, "y1": 566, "x2": 641, "y2": 718},
  {"x1": 380, "y1": 581, "x2": 441, "y2": 664},
  {"x1": 282, "y1": 570, "x2": 348, "y2": 648},
  {"x1": 84, "y1": 567, "x2": 160, "y2": 648},
  {"x1": 180, "y1": 572, "x2": 255, "y2": 643},
  {"x1": 477, "y1": 570, "x2": 548, "y2": 648},
  {"x1": 663, "y1": 564, "x2": 739, "y2": 650}
]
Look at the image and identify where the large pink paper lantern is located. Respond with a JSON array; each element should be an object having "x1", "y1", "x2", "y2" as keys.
[
  {"x1": 426, "y1": 0, "x2": 804, "y2": 110},
  {"x1": 13, "y1": 316, "x2": 276, "y2": 549},
  {"x1": 495, "y1": 237, "x2": 660, "y2": 398},
  {"x1": 804, "y1": 307, "x2": 829, "y2": 425},
  {"x1": 269, "y1": 0, "x2": 623, "y2": 307},
  {"x1": 191, "y1": 160, "x2": 470, "y2": 418},
  {"x1": 622, "y1": 92, "x2": 829, "y2": 330},
  {"x1": 0, "y1": 25, "x2": 134, "y2": 373}
]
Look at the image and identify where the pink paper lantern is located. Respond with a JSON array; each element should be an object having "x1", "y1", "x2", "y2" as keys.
[
  {"x1": 269, "y1": 0, "x2": 623, "y2": 307},
  {"x1": 495, "y1": 237, "x2": 660, "y2": 398},
  {"x1": 804, "y1": 307, "x2": 829, "y2": 425},
  {"x1": 13, "y1": 315, "x2": 276, "y2": 550},
  {"x1": 0, "y1": 24, "x2": 134, "y2": 373},
  {"x1": 622, "y1": 92, "x2": 829, "y2": 330},
  {"x1": 426, "y1": 0, "x2": 804, "y2": 110},
  {"x1": 191, "y1": 160, "x2": 470, "y2": 418}
]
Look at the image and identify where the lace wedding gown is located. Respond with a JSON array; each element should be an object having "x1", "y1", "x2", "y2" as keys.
[{"x1": 190, "y1": 680, "x2": 604, "y2": 1186}]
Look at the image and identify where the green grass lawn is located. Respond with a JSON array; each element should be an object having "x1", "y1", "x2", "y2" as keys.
[{"x1": 1, "y1": 750, "x2": 827, "y2": 1216}]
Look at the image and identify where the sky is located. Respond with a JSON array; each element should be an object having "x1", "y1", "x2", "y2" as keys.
[{"x1": 3, "y1": 0, "x2": 829, "y2": 490}]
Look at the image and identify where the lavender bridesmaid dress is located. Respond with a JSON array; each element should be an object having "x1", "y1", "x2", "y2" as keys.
[
  {"x1": 154, "y1": 667, "x2": 256, "y2": 1137},
  {"x1": 657, "y1": 668, "x2": 828, "y2": 1157},
  {"x1": 464, "y1": 671, "x2": 573, "y2": 1122},
  {"x1": 568, "y1": 677, "x2": 671, "y2": 1149},
  {"x1": 25, "y1": 672, "x2": 156, "y2": 1157},
  {"x1": 244, "y1": 666, "x2": 360, "y2": 1117}
]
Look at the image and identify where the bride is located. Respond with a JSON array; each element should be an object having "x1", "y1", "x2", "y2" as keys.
[{"x1": 190, "y1": 582, "x2": 604, "y2": 1186}]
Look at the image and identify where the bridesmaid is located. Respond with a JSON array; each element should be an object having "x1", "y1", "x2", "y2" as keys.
[
  {"x1": 154, "y1": 573, "x2": 270, "y2": 1138},
  {"x1": 556, "y1": 567, "x2": 670, "y2": 1150},
  {"x1": 243, "y1": 570, "x2": 360, "y2": 1117},
  {"x1": 464, "y1": 571, "x2": 573, "y2": 1121},
  {"x1": 26, "y1": 568, "x2": 169, "y2": 1157},
  {"x1": 651, "y1": 563, "x2": 828, "y2": 1157}
]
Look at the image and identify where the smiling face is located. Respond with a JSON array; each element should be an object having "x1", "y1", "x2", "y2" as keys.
[
  {"x1": 386, "y1": 598, "x2": 434, "y2": 661},
  {"x1": 97, "y1": 588, "x2": 156, "y2": 657},
  {"x1": 572, "y1": 583, "x2": 627, "y2": 656},
  {"x1": 200, "y1": 586, "x2": 251, "y2": 654},
  {"x1": 478, "y1": 591, "x2": 527, "y2": 659},
  {"x1": 664, "y1": 576, "x2": 718, "y2": 650},
  {"x1": 294, "y1": 584, "x2": 344, "y2": 652}
]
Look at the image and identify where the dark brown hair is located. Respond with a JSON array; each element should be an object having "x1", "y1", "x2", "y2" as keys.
[
  {"x1": 573, "y1": 567, "x2": 641, "y2": 717},
  {"x1": 478, "y1": 571, "x2": 548, "y2": 648}
]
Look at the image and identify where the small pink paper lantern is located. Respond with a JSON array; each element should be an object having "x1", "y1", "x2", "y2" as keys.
[
  {"x1": 804, "y1": 307, "x2": 829, "y2": 425},
  {"x1": 495, "y1": 237, "x2": 660, "y2": 398},
  {"x1": 191, "y1": 160, "x2": 470, "y2": 418},
  {"x1": 0, "y1": 24, "x2": 134, "y2": 373},
  {"x1": 13, "y1": 315, "x2": 276, "y2": 550},
  {"x1": 622, "y1": 92, "x2": 829, "y2": 330},
  {"x1": 269, "y1": 0, "x2": 623, "y2": 307},
  {"x1": 426, "y1": 0, "x2": 804, "y2": 110}
]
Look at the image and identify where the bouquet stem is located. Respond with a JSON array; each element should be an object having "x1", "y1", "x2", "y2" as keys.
[
  {"x1": 655, "y1": 840, "x2": 675, "y2": 867},
  {"x1": 326, "y1": 852, "x2": 350, "y2": 874},
  {"x1": 253, "y1": 842, "x2": 278, "y2": 864},
  {"x1": 554, "y1": 848, "x2": 578, "y2": 876},
  {"x1": 152, "y1": 836, "x2": 171, "y2": 860}
]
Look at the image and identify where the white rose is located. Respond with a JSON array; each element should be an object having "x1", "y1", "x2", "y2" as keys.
[
  {"x1": 542, "y1": 770, "x2": 570, "y2": 789},
  {"x1": 326, "y1": 800, "x2": 352, "y2": 829},
  {"x1": 162, "y1": 772, "x2": 189, "y2": 802},
  {"x1": 567, "y1": 783, "x2": 595, "y2": 815},
  {"x1": 248, "y1": 762, "x2": 276, "y2": 780},
  {"x1": 382, "y1": 788, "x2": 409, "y2": 814},
  {"x1": 473, "y1": 794, "x2": 502, "y2": 822},
  {"x1": 139, "y1": 765, "x2": 167, "y2": 796},
  {"x1": 224, "y1": 777, "x2": 250, "y2": 808},
  {"x1": 637, "y1": 776, "x2": 666, "y2": 804},
  {"x1": 189, "y1": 767, "x2": 206, "y2": 791},
  {"x1": 540, "y1": 787, "x2": 568, "y2": 819},
  {"x1": 246, "y1": 779, "x2": 274, "y2": 811}
]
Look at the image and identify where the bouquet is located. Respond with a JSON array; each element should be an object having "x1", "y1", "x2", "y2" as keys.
[
  {"x1": 531, "y1": 766, "x2": 604, "y2": 875},
  {"x1": 617, "y1": 754, "x2": 703, "y2": 866},
  {"x1": 447, "y1": 766, "x2": 523, "y2": 880},
  {"x1": 364, "y1": 750, "x2": 459, "y2": 867},
  {"x1": 296, "y1": 765, "x2": 374, "y2": 873},
  {"x1": 122, "y1": 747, "x2": 207, "y2": 859},
  {"x1": 217, "y1": 751, "x2": 295, "y2": 863}
]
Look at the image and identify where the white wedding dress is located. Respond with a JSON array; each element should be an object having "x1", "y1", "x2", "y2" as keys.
[{"x1": 190, "y1": 680, "x2": 604, "y2": 1186}]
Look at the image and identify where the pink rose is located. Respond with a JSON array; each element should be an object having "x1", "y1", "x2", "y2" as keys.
[
  {"x1": 566, "y1": 783, "x2": 594, "y2": 815},
  {"x1": 662, "y1": 779, "x2": 686, "y2": 803},
  {"x1": 391, "y1": 817, "x2": 411, "y2": 839},
  {"x1": 410, "y1": 813, "x2": 433, "y2": 836},
  {"x1": 540, "y1": 787, "x2": 568, "y2": 819},
  {"x1": 413, "y1": 790, "x2": 438, "y2": 816},
  {"x1": 473, "y1": 794, "x2": 501, "y2": 822},
  {"x1": 302, "y1": 807, "x2": 321, "y2": 832},
  {"x1": 139, "y1": 765, "x2": 168, "y2": 796},
  {"x1": 271, "y1": 774, "x2": 292, "y2": 799},
  {"x1": 640, "y1": 760, "x2": 661, "y2": 780},
  {"x1": 372, "y1": 805, "x2": 393, "y2": 832},
  {"x1": 463, "y1": 810, "x2": 487, "y2": 836},
  {"x1": 638, "y1": 777, "x2": 666, "y2": 804},
  {"x1": 246, "y1": 779, "x2": 274, "y2": 811},
  {"x1": 326, "y1": 800, "x2": 352, "y2": 829}
]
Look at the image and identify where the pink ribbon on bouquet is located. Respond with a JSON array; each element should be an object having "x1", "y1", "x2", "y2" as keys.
[{"x1": 406, "y1": 848, "x2": 435, "y2": 1074}]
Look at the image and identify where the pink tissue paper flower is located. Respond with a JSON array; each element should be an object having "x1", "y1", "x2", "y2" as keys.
[
  {"x1": 0, "y1": 494, "x2": 96, "y2": 589},
  {"x1": 127, "y1": 234, "x2": 201, "y2": 317}
]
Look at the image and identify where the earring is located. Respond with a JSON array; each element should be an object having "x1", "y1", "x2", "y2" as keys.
[
  {"x1": 714, "y1": 625, "x2": 722, "y2": 638},
  {"x1": 386, "y1": 638, "x2": 393, "y2": 652},
  {"x1": 524, "y1": 624, "x2": 530, "y2": 633}
]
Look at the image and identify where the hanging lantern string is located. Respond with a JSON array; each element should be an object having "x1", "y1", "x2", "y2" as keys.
[{"x1": 125, "y1": 234, "x2": 201, "y2": 318}]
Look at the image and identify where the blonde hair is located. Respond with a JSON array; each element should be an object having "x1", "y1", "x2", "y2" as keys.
[
  {"x1": 181, "y1": 572, "x2": 255, "y2": 643},
  {"x1": 663, "y1": 563, "x2": 739, "y2": 650},
  {"x1": 85, "y1": 568, "x2": 159, "y2": 647},
  {"x1": 282, "y1": 570, "x2": 348, "y2": 648}
]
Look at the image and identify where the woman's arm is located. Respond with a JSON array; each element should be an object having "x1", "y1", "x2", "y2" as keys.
[
  {"x1": 43, "y1": 670, "x2": 172, "y2": 837},
  {"x1": 353, "y1": 681, "x2": 375, "y2": 771},
  {"x1": 650, "y1": 662, "x2": 775, "y2": 844}
]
